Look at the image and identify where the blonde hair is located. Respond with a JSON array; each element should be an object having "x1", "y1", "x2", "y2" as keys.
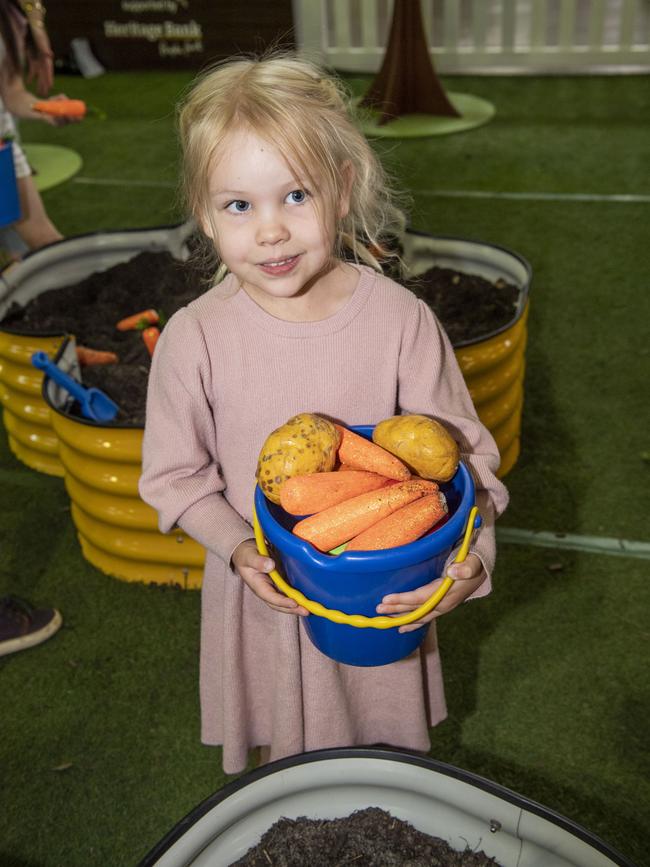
[{"x1": 177, "y1": 52, "x2": 407, "y2": 281}]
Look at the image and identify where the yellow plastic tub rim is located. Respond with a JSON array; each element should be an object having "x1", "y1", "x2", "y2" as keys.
[
  {"x1": 41, "y1": 336, "x2": 205, "y2": 588},
  {"x1": 401, "y1": 232, "x2": 532, "y2": 478}
]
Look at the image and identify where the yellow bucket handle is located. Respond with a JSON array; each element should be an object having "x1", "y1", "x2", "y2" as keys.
[{"x1": 252, "y1": 504, "x2": 479, "y2": 630}]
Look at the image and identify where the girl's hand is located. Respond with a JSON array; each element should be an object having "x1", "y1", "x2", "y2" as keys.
[
  {"x1": 31, "y1": 94, "x2": 82, "y2": 126},
  {"x1": 376, "y1": 553, "x2": 486, "y2": 633},
  {"x1": 231, "y1": 539, "x2": 309, "y2": 617}
]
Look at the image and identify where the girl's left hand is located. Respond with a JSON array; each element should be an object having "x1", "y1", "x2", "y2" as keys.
[{"x1": 376, "y1": 553, "x2": 486, "y2": 633}]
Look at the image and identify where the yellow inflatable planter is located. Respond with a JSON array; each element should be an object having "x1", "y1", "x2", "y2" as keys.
[
  {"x1": 0, "y1": 223, "x2": 196, "y2": 477},
  {"x1": 401, "y1": 233, "x2": 531, "y2": 478},
  {"x1": 0, "y1": 327, "x2": 67, "y2": 475},
  {"x1": 42, "y1": 337, "x2": 205, "y2": 587}
]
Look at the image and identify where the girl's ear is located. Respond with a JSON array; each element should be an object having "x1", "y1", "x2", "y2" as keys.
[{"x1": 338, "y1": 161, "x2": 355, "y2": 220}]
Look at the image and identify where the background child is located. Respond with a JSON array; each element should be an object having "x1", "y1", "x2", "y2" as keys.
[
  {"x1": 139, "y1": 52, "x2": 509, "y2": 775},
  {"x1": 0, "y1": 0, "x2": 77, "y2": 252}
]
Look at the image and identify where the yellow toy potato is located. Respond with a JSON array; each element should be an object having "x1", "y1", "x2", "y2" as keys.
[
  {"x1": 372, "y1": 414, "x2": 460, "y2": 482},
  {"x1": 256, "y1": 413, "x2": 340, "y2": 504}
]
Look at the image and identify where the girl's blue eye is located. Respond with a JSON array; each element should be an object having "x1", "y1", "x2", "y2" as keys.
[
  {"x1": 286, "y1": 189, "x2": 307, "y2": 205},
  {"x1": 227, "y1": 200, "x2": 250, "y2": 213}
]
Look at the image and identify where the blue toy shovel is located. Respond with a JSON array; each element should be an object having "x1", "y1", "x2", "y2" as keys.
[{"x1": 31, "y1": 350, "x2": 119, "y2": 423}]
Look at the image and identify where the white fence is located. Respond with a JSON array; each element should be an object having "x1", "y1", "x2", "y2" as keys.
[{"x1": 292, "y1": 0, "x2": 650, "y2": 73}]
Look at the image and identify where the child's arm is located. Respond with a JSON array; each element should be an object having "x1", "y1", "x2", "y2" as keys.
[
  {"x1": 377, "y1": 552, "x2": 485, "y2": 633},
  {"x1": 231, "y1": 540, "x2": 308, "y2": 617},
  {"x1": 22, "y1": 1, "x2": 55, "y2": 96},
  {"x1": 139, "y1": 310, "x2": 256, "y2": 566},
  {"x1": 377, "y1": 297, "x2": 509, "y2": 624},
  {"x1": 0, "y1": 70, "x2": 74, "y2": 125},
  {"x1": 140, "y1": 310, "x2": 307, "y2": 618}
]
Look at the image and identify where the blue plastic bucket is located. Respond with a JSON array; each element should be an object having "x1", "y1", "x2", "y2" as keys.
[
  {"x1": 0, "y1": 143, "x2": 21, "y2": 228},
  {"x1": 254, "y1": 425, "x2": 478, "y2": 666}
]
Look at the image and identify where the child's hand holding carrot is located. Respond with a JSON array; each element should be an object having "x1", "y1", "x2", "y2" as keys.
[
  {"x1": 231, "y1": 540, "x2": 309, "y2": 617},
  {"x1": 376, "y1": 553, "x2": 486, "y2": 633},
  {"x1": 31, "y1": 95, "x2": 86, "y2": 124}
]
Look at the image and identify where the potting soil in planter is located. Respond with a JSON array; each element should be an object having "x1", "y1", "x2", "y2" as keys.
[
  {"x1": 404, "y1": 267, "x2": 518, "y2": 346},
  {"x1": 231, "y1": 806, "x2": 500, "y2": 866},
  {"x1": 1, "y1": 253, "x2": 518, "y2": 426},
  {"x1": 1, "y1": 249, "x2": 211, "y2": 426}
]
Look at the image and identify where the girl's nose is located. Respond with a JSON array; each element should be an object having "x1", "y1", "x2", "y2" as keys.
[{"x1": 256, "y1": 212, "x2": 289, "y2": 245}]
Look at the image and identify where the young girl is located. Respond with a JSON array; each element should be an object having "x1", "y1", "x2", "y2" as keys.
[{"x1": 139, "y1": 53, "x2": 509, "y2": 775}]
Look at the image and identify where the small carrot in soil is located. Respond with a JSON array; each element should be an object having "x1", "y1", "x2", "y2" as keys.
[
  {"x1": 33, "y1": 99, "x2": 86, "y2": 119},
  {"x1": 75, "y1": 346, "x2": 118, "y2": 366},
  {"x1": 293, "y1": 478, "x2": 439, "y2": 553},
  {"x1": 335, "y1": 424, "x2": 410, "y2": 481},
  {"x1": 345, "y1": 492, "x2": 447, "y2": 551},
  {"x1": 142, "y1": 326, "x2": 160, "y2": 356},
  {"x1": 280, "y1": 470, "x2": 391, "y2": 516},
  {"x1": 116, "y1": 308, "x2": 159, "y2": 331},
  {"x1": 366, "y1": 241, "x2": 391, "y2": 261}
]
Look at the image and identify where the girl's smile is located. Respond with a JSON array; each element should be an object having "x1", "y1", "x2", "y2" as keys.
[
  {"x1": 257, "y1": 254, "x2": 301, "y2": 275},
  {"x1": 205, "y1": 129, "x2": 355, "y2": 320}
]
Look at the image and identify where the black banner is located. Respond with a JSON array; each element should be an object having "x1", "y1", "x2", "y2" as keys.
[{"x1": 49, "y1": 1, "x2": 295, "y2": 71}]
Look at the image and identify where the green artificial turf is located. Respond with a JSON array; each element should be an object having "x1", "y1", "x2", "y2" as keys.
[{"x1": 1, "y1": 71, "x2": 649, "y2": 866}]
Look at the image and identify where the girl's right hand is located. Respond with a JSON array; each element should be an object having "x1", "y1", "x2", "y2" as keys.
[
  {"x1": 231, "y1": 539, "x2": 309, "y2": 617},
  {"x1": 30, "y1": 94, "x2": 82, "y2": 126}
]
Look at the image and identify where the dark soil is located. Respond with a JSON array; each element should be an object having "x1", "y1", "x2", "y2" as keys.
[
  {"x1": 404, "y1": 267, "x2": 519, "y2": 346},
  {"x1": 231, "y1": 806, "x2": 500, "y2": 866},
  {"x1": 1, "y1": 251, "x2": 519, "y2": 426}
]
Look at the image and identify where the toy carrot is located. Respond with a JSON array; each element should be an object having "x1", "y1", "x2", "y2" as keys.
[
  {"x1": 33, "y1": 99, "x2": 86, "y2": 119},
  {"x1": 335, "y1": 424, "x2": 410, "y2": 481},
  {"x1": 293, "y1": 478, "x2": 438, "y2": 553},
  {"x1": 345, "y1": 493, "x2": 447, "y2": 552},
  {"x1": 280, "y1": 470, "x2": 391, "y2": 516},
  {"x1": 116, "y1": 309, "x2": 159, "y2": 331},
  {"x1": 76, "y1": 346, "x2": 119, "y2": 366},
  {"x1": 142, "y1": 326, "x2": 160, "y2": 356}
]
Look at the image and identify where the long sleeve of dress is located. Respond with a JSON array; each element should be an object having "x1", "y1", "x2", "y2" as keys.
[
  {"x1": 139, "y1": 309, "x2": 253, "y2": 564},
  {"x1": 398, "y1": 299, "x2": 509, "y2": 591}
]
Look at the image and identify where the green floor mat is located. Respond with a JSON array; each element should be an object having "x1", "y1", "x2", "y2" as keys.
[
  {"x1": 23, "y1": 143, "x2": 83, "y2": 192},
  {"x1": 356, "y1": 91, "x2": 496, "y2": 138}
]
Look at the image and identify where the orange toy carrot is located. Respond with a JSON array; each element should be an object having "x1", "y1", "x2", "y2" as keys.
[
  {"x1": 345, "y1": 492, "x2": 447, "y2": 552},
  {"x1": 335, "y1": 424, "x2": 410, "y2": 481},
  {"x1": 116, "y1": 309, "x2": 159, "y2": 331},
  {"x1": 293, "y1": 478, "x2": 439, "y2": 553},
  {"x1": 280, "y1": 470, "x2": 391, "y2": 516},
  {"x1": 76, "y1": 346, "x2": 118, "y2": 366},
  {"x1": 33, "y1": 99, "x2": 86, "y2": 119},
  {"x1": 142, "y1": 326, "x2": 160, "y2": 356}
]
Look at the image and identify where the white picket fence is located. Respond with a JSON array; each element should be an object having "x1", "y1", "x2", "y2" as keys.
[{"x1": 292, "y1": 0, "x2": 650, "y2": 73}]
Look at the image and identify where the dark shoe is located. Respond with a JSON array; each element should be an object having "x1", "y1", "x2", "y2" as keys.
[{"x1": 0, "y1": 595, "x2": 62, "y2": 657}]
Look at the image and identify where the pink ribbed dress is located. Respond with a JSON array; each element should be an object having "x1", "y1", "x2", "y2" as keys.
[{"x1": 139, "y1": 265, "x2": 509, "y2": 774}]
